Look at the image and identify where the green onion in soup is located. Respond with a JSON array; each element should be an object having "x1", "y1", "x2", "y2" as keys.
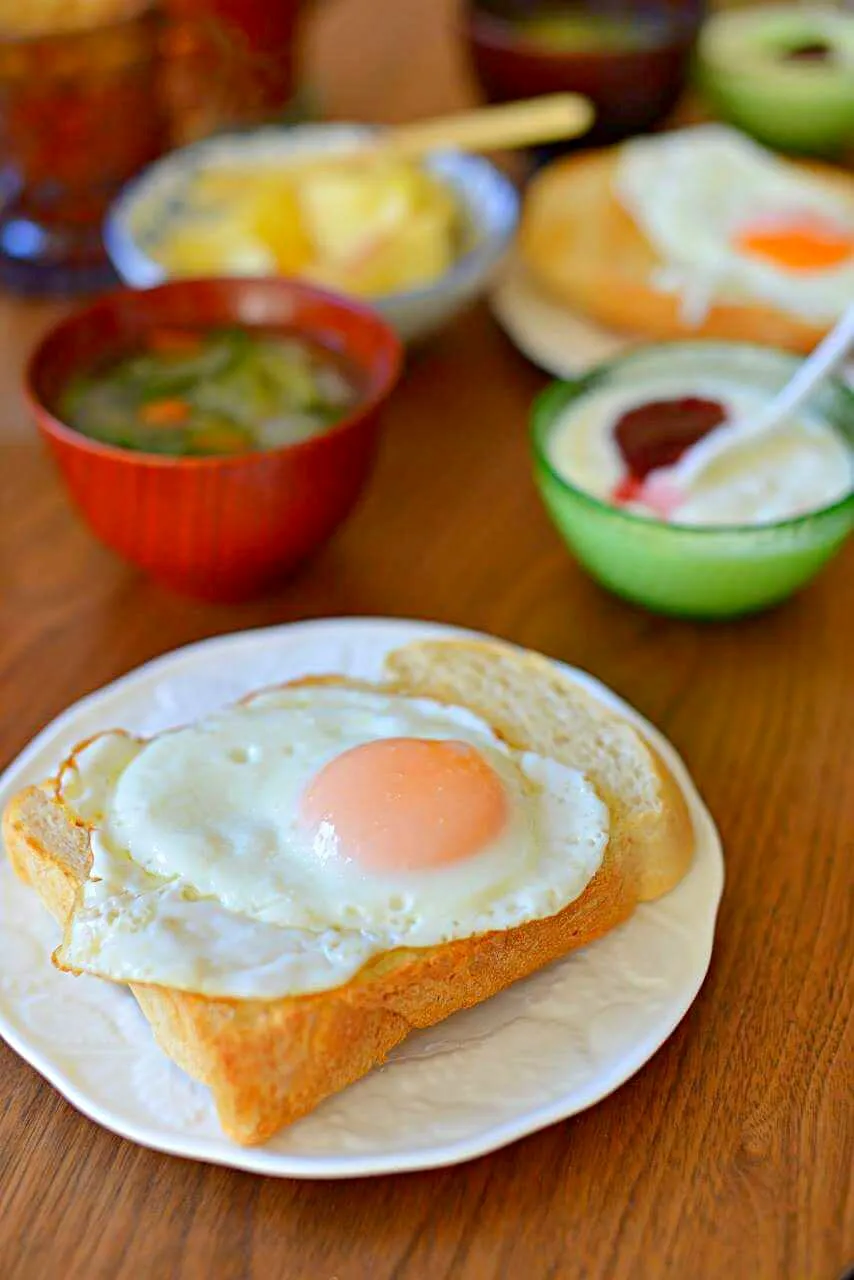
[{"x1": 59, "y1": 327, "x2": 361, "y2": 457}]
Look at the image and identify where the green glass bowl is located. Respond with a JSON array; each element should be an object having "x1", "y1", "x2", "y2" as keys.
[
  {"x1": 694, "y1": 6, "x2": 854, "y2": 158},
  {"x1": 531, "y1": 342, "x2": 854, "y2": 619}
]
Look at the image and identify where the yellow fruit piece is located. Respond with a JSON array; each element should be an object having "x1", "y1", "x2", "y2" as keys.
[
  {"x1": 298, "y1": 159, "x2": 414, "y2": 264},
  {"x1": 150, "y1": 154, "x2": 458, "y2": 295},
  {"x1": 250, "y1": 180, "x2": 314, "y2": 276},
  {"x1": 152, "y1": 221, "x2": 277, "y2": 277},
  {"x1": 297, "y1": 155, "x2": 459, "y2": 293},
  {"x1": 306, "y1": 209, "x2": 457, "y2": 297},
  {"x1": 153, "y1": 165, "x2": 312, "y2": 277},
  {"x1": 196, "y1": 166, "x2": 314, "y2": 272}
]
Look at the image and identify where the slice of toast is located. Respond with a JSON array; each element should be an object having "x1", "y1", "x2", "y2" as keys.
[
  {"x1": 2, "y1": 638, "x2": 693, "y2": 1145},
  {"x1": 519, "y1": 145, "x2": 851, "y2": 354}
]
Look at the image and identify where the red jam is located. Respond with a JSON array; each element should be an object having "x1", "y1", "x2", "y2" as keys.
[
  {"x1": 612, "y1": 475, "x2": 645, "y2": 504},
  {"x1": 783, "y1": 41, "x2": 834, "y2": 63},
  {"x1": 613, "y1": 396, "x2": 726, "y2": 478},
  {"x1": 610, "y1": 396, "x2": 727, "y2": 513}
]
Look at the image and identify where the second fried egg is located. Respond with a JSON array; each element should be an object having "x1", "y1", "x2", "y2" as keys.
[{"x1": 614, "y1": 125, "x2": 854, "y2": 324}]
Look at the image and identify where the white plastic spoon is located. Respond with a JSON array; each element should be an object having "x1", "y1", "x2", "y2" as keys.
[{"x1": 668, "y1": 301, "x2": 854, "y2": 489}]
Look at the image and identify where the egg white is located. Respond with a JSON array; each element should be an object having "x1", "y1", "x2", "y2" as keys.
[
  {"x1": 614, "y1": 125, "x2": 854, "y2": 324},
  {"x1": 56, "y1": 686, "x2": 609, "y2": 998}
]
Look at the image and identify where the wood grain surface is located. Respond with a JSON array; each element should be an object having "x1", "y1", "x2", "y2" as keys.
[{"x1": 1, "y1": 2, "x2": 852, "y2": 1278}]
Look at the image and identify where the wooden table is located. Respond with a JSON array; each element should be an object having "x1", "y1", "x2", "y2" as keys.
[{"x1": 1, "y1": 3, "x2": 852, "y2": 1277}]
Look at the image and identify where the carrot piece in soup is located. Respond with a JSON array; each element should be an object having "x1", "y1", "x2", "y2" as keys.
[{"x1": 140, "y1": 398, "x2": 191, "y2": 426}]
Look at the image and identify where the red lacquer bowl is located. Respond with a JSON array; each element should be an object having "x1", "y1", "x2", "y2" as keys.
[{"x1": 27, "y1": 278, "x2": 403, "y2": 600}]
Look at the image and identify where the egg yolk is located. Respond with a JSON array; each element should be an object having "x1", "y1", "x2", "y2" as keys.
[
  {"x1": 299, "y1": 737, "x2": 509, "y2": 872},
  {"x1": 735, "y1": 216, "x2": 854, "y2": 271}
]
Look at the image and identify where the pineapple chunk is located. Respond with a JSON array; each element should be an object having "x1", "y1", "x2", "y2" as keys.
[
  {"x1": 306, "y1": 208, "x2": 457, "y2": 296},
  {"x1": 153, "y1": 223, "x2": 277, "y2": 277},
  {"x1": 298, "y1": 158, "x2": 416, "y2": 264},
  {"x1": 297, "y1": 156, "x2": 459, "y2": 291},
  {"x1": 153, "y1": 168, "x2": 313, "y2": 278},
  {"x1": 151, "y1": 153, "x2": 458, "y2": 296},
  {"x1": 247, "y1": 179, "x2": 314, "y2": 275}
]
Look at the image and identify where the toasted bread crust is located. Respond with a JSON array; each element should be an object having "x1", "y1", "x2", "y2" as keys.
[
  {"x1": 519, "y1": 146, "x2": 851, "y2": 355},
  {"x1": 4, "y1": 783, "x2": 634, "y2": 1143},
  {"x1": 2, "y1": 643, "x2": 693, "y2": 1144}
]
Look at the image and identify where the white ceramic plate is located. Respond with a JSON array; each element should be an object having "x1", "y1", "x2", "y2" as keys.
[
  {"x1": 491, "y1": 251, "x2": 630, "y2": 379},
  {"x1": 491, "y1": 250, "x2": 854, "y2": 386},
  {"x1": 0, "y1": 618, "x2": 723, "y2": 1178}
]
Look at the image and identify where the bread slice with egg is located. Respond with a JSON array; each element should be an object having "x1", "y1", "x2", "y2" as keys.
[
  {"x1": 519, "y1": 145, "x2": 852, "y2": 354},
  {"x1": 2, "y1": 638, "x2": 693, "y2": 1145}
]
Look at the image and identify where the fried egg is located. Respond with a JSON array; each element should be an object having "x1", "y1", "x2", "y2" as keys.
[
  {"x1": 56, "y1": 686, "x2": 609, "y2": 999},
  {"x1": 614, "y1": 125, "x2": 854, "y2": 325}
]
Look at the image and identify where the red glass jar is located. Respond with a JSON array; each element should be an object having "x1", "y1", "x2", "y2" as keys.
[
  {"x1": 162, "y1": 0, "x2": 307, "y2": 145},
  {"x1": 0, "y1": 2, "x2": 167, "y2": 292}
]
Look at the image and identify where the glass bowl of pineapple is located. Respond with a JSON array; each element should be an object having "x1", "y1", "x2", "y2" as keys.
[{"x1": 104, "y1": 123, "x2": 519, "y2": 342}]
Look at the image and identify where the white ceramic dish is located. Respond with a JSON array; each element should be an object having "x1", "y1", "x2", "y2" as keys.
[
  {"x1": 491, "y1": 250, "x2": 629, "y2": 378},
  {"x1": 104, "y1": 124, "x2": 519, "y2": 344},
  {"x1": 491, "y1": 249, "x2": 854, "y2": 386},
  {"x1": 0, "y1": 617, "x2": 723, "y2": 1178}
]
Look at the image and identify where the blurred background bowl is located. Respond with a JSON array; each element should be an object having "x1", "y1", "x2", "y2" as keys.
[
  {"x1": 104, "y1": 123, "x2": 520, "y2": 343},
  {"x1": 463, "y1": 0, "x2": 706, "y2": 152},
  {"x1": 27, "y1": 276, "x2": 402, "y2": 601},
  {"x1": 695, "y1": 4, "x2": 854, "y2": 157},
  {"x1": 531, "y1": 341, "x2": 854, "y2": 619}
]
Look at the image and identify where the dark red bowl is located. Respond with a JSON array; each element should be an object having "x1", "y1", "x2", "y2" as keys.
[
  {"x1": 27, "y1": 277, "x2": 403, "y2": 600},
  {"x1": 464, "y1": 0, "x2": 706, "y2": 149}
]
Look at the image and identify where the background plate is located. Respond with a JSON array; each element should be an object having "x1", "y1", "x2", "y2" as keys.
[
  {"x1": 491, "y1": 251, "x2": 629, "y2": 379},
  {"x1": 491, "y1": 250, "x2": 854, "y2": 385},
  {"x1": 0, "y1": 618, "x2": 724, "y2": 1178}
]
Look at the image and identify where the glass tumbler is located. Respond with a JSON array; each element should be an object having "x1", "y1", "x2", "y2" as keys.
[{"x1": 0, "y1": 1, "x2": 166, "y2": 293}]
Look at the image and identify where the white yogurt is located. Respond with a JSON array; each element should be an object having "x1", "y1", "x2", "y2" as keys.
[{"x1": 546, "y1": 377, "x2": 852, "y2": 526}]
